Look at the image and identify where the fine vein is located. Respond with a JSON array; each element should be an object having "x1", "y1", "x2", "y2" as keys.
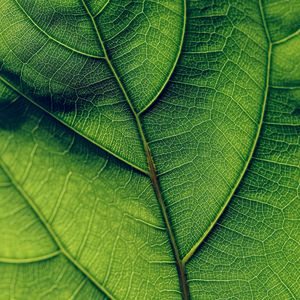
[
  {"x1": 138, "y1": 0, "x2": 187, "y2": 115},
  {"x1": 13, "y1": 0, "x2": 105, "y2": 60},
  {"x1": 93, "y1": 0, "x2": 110, "y2": 18},
  {"x1": 81, "y1": 0, "x2": 189, "y2": 298},
  {"x1": 0, "y1": 76, "x2": 148, "y2": 176},
  {"x1": 182, "y1": 0, "x2": 272, "y2": 264},
  {"x1": 0, "y1": 162, "x2": 116, "y2": 300}
]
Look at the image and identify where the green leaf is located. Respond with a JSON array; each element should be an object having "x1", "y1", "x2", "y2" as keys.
[{"x1": 0, "y1": 0, "x2": 299, "y2": 299}]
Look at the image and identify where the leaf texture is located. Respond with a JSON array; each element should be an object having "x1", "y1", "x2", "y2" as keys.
[{"x1": 0, "y1": 0, "x2": 299, "y2": 299}]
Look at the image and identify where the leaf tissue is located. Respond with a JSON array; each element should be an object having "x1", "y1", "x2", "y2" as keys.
[{"x1": 0, "y1": 0, "x2": 299, "y2": 299}]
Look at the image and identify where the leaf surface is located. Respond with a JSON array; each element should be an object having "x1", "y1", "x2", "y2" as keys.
[{"x1": 0, "y1": 0, "x2": 299, "y2": 299}]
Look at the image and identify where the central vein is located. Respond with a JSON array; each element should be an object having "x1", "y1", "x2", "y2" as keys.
[
  {"x1": 81, "y1": 1, "x2": 189, "y2": 298},
  {"x1": 141, "y1": 131, "x2": 190, "y2": 300}
]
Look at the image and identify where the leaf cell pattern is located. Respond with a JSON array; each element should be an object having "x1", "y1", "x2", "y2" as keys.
[{"x1": 0, "y1": 0, "x2": 299, "y2": 299}]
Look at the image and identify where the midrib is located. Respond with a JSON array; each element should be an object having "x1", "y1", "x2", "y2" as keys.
[
  {"x1": 81, "y1": 0, "x2": 190, "y2": 298},
  {"x1": 1, "y1": 1, "x2": 273, "y2": 298}
]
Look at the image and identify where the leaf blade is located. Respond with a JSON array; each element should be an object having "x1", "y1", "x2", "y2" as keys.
[{"x1": 0, "y1": 0, "x2": 299, "y2": 299}]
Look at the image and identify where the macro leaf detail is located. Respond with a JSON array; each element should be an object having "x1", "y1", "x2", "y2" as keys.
[{"x1": 0, "y1": 0, "x2": 299, "y2": 299}]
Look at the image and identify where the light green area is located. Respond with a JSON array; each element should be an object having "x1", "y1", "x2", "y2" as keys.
[
  {"x1": 0, "y1": 0, "x2": 299, "y2": 299},
  {"x1": 187, "y1": 87, "x2": 300, "y2": 299},
  {"x1": 0, "y1": 255, "x2": 106, "y2": 299},
  {"x1": 0, "y1": 166, "x2": 58, "y2": 261},
  {"x1": 0, "y1": 89, "x2": 180, "y2": 299}
]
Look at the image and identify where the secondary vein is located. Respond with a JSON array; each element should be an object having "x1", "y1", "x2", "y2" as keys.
[
  {"x1": 0, "y1": 250, "x2": 61, "y2": 264},
  {"x1": 13, "y1": 0, "x2": 105, "y2": 60},
  {"x1": 182, "y1": 0, "x2": 273, "y2": 265},
  {"x1": 0, "y1": 162, "x2": 116, "y2": 300},
  {"x1": 137, "y1": 0, "x2": 187, "y2": 115},
  {"x1": 0, "y1": 77, "x2": 148, "y2": 176},
  {"x1": 81, "y1": 1, "x2": 190, "y2": 298}
]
